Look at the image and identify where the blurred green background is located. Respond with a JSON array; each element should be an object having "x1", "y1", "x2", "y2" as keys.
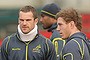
[{"x1": 0, "y1": 0, "x2": 90, "y2": 39}]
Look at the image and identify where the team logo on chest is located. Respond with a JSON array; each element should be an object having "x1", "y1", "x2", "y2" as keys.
[{"x1": 32, "y1": 44, "x2": 41, "y2": 53}]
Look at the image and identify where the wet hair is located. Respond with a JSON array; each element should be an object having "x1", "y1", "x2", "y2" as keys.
[
  {"x1": 56, "y1": 8, "x2": 82, "y2": 31},
  {"x1": 19, "y1": 5, "x2": 38, "y2": 20}
]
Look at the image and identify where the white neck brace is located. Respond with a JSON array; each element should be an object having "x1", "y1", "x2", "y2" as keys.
[{"x1": 18, "y1": 25, "x2": 38, "y2": 41}]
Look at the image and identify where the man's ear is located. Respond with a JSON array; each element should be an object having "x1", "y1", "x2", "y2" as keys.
[
  {"x1": 35, "y1": 18, "x2": 38, "y2": 25},
  {"x1": 70, "y1": 21, "x2": 75, "y2": 29}
]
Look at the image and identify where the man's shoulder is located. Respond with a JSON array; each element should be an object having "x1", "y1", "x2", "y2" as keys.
[
  {"x1": 50, "y1": 30, "x2": 61, "y2": 41},
  {"x1": 3, "y1": 33, "x2": 16, "y2": 42},
  {"x1": 52, "y1": 30, "x2": 60, "y2": 37},
  {"x1": 38, "y1": 34, "x2": 50, "y2": 41},
  {"x1": 37, "y1": 34, "x2": 53, "y2": 47}
]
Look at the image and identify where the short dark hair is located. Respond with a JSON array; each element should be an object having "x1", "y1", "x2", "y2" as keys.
[
  {"x1": 56, "y1": 8, "x2": 82, "y2": 31},
  {"x1": 19, "y1": 5, "x2": 38, "y2": 19}
]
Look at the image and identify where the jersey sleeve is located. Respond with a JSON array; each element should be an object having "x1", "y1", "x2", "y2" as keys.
[{"x1": 1, "y1": 37, "x2": 9, "y2": 60}]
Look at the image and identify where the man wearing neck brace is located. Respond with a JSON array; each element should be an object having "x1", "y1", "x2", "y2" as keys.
[{"x1": 1, "y1": 5, "x2": 56, "y2": 60}]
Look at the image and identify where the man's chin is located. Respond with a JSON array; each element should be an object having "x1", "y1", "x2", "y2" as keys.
[
  {"x1": 22, "y1": 31, "x2": 29, "y2": 34},
  {"x1": 62, "y1": 37, "x2": 67, "y2": 40}
]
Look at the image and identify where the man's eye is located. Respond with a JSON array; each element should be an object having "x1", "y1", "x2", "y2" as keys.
[
  {"x1": 58, "y1": 23, "x2": 61, "y2": 26},
  {"x1": 20, "y1": 19, "x2": 24, "y2": 21},
  {"x1": 42, "y1": 15, "x2": 44, "y2": 17},
  {"x1": 41, "y1": 14, "x2": 45, "y2": 17},
  {"x1": 26, "y1": 19, "x2": 31, "y2": 21}
]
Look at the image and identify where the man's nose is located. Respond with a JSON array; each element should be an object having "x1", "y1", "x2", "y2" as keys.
[
  {"x1": 40, "y1": 18, "x2": 42, "y2": 22},
  {"x1": 40, "y1": 18, "x2": 43, "y2": 22},
  {"x1": 23, "y1": 20, "x2": 27, "y2": 25},
  {"x1": 57, "y1": 25, "x2": 60, "y2": 31}
]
